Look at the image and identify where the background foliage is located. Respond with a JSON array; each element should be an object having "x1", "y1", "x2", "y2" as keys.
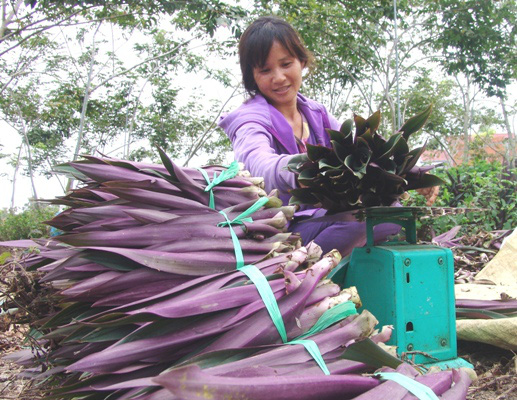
[
  {"x1": 406, "y1": 160, "x2": 517, "y2": 238},
  {"x1": 0, "y1": 205, "x2": 59, "y2": 241}
]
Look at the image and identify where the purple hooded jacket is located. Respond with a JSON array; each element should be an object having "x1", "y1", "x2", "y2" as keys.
[
  {"x1": 218, "y1": 93, "x2": 340, "y2": 205},
  {"x1": 219, "y1": 93, "x2": 399, "y2": 255}
]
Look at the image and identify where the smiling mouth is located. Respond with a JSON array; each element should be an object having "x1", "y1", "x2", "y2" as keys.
[{"x1": 274, "y1": 86, "x2": 290, "y2": 94}]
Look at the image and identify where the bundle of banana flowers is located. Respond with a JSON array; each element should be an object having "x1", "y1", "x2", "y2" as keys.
[
  {"x1": 1, "y1": 150, "x2": 470, "y2": 399},
  {"x1": 288, "y1": 105, "x2": 444, "y2": 212}
]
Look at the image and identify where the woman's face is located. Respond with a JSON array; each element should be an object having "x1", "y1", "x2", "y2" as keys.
[{"x1": 252, "y1": 41, "x2": 304, "y2": 111}]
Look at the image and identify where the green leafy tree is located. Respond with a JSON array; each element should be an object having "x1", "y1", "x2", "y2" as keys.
[
  {"x1": 0, "y1": 0, "x2": 245, "y2": 57},
  {"x1": 249, "y1": 0, "x2": 513, "y2": 166},
  {"x1": 394, "y1": 70, "x2": 464, "y2": 155},
  {"x1": 252, "y1": 0, "x2": 452, "y2": 134},
  {"x1": 427, "y1": 0, "x2": 516, "y2": 98},
  {"x1": 120, "y1": 27, "x2": 239, "y2": 164},
  {"x1": 426, "y1": 0, "x2": 517, "y2": 165},
  {"x1": 254, "y1": 0, "x2": 399, "y2": 118},
  {"x1": 1, "y1": 0, "x2": 246, "y2": 201}
]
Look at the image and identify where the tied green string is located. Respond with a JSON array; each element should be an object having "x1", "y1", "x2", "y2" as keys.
[
  {"x1": 238, "y1": 264, "x2": 288, "y2": 343},
  {"x1": 375, "y1": 372, "x2": 440, "y2": 400},
  {"x1": 286, "y1": 301, "x2": 359, "y2": 376},
  {"x1": 205, "y1": 161, "x2": 240, "y2": 191},
  {"x1": 218, "y1": 196, "x2": 269, "y2": 227},
  {"x1": 196, "y1": 161, "x2": 240, "y2": 209},
  {"x1": 195, "y1": 168, "x2": 215, "y2": 209},
  {"x1": 218, "y1": 210, "x2": 245, "y2": 269},
  {"x1": 295, "y1": 301, "x2": 358, "y2": 340},
  {"x1": 218, "y1": 209, "x2": 288, "y2": 342},
  {"x1": 287, "y1": 339, "x2": 331, "y2": 375},
  {"x1": 218, "y1": 197, "x2": 358, "y2": 375}
]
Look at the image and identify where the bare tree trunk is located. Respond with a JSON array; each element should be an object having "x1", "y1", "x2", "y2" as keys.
[
  {"x1": 10, "y1": 143, "x2": 23, "y2": 210},
  {"x1": 0, "y1": 0, "x2": 23, "y2": 40},
  {"x1": 384, "y1": 36, "x2": 398, "y2": 135},
  {"x1": 386, "y1": 95, "x2": 396, "y2": 135},
  {"x1": 16, "y1": 108, "x2": 39, "y2": 207},
  {"x1": 456, "y1": 76, "x2": 471, "y2": 164},
  {"x1": 500, "y1": 97, "x2": 516, "y2": 168},
  {"x1": 429, "y1": 132, "x2": 458, "y2": 167},
  {"x1": 66, "y1": 21, "x2": 102, "y2": 192}
]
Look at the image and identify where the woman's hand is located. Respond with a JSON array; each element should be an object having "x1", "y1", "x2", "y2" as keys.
[{"x1": 416, "y1": 186, "x2": 440, "y2": 206}]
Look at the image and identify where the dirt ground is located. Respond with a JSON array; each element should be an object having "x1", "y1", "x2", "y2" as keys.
[
  {"x1": 0, "y1": 323, "x2": 44, "y2": 400},
  {"x1": 459, "y1": 341, "x2": 517, "y2": 400}
]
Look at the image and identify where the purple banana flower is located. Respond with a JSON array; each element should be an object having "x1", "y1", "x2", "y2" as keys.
[{"x1": 154, "y1": 364, "x2": 379, "y2": 400}]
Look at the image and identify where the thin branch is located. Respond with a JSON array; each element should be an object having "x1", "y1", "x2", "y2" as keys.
[
  {"x1": 1, "y1": 3, "x2": 61, "y2": 41},
  {"x1": 339, "y1": 64, "x2": 374, "y2": 114},
  {"x1": 90, "y1": 34, "x2": 200, "y2": 93},
  {"x1": 428, "y1": 132, "x2": 458, "y2": 166},
  {"x1": 89, "y1": 21, "x2": 142, "y2": 84},
  {"x1": 10, "y1": 142, "x2": 23, "y2": 210},
  {"x1": 0, "y1": 59, "x2": 30, "y2": 97},
  {"x1": 14, "y1": 105, "x2": 39, "y2": 205},
  {"x1": 500, "y1": 97, "x2": 516, "y2": 165},
  {"x1": 0, "y1": 2, "x2": 123, "y2": 44},
  {"x1": 0, "y1": 26, "x2": 50, "y2": 96},
  {"x1": 57, "y1": 25, "x2": 85, "y2": 86},
  {"x1": 0, "y1": 0, "x2": 24, "y2": 40},
  {"x1": 66, "y1": 21, "x2": 102, "y2": 192},
  {"x1": 46, "y1": 157, "x2": 65, "y2": 193},
  {"x1": 183, "y1": 84, "x2": 241, "y2": 167},
  {"x1": 0, "y1": 5, "x2": 157, "y2": 57},
  {"x1": 402, "y1": 93, "x2": 412, "y2": 122},
  {"x1": 0, "y1": 16, "x2": 75, "y2": 94},
  {"x1": 0, "y1": 7, "x2": 87, "y2": 57}
]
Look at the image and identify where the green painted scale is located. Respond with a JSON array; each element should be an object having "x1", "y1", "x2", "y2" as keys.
[{"x1": 328, "y1": 207, "x2": 472, "y2": 369}]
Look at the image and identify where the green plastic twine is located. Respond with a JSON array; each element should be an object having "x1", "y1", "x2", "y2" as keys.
[
  {"x1": 218, "y1": 196, "x2": 269, "y2": 227},
  {"x1": 287, "y1": 301, "x2": 359, "y2": 375},
  {"x1": 218, "y1": 209, "x2": 288, "y2": 342},
  {"x1": 238, "y1": 264, "x2": 288, "y2": 343},
  {"x1": 375, "y1": 372, "x2": 440, "y2": 400},
  {"x1": 197, "y1": 161, "x2": 240, "y2": 209},
  {"x1": 218, "y1": 197, "x2": 358, "y2": 375},
  {"x1": 287, "y1": 338, "x2": 331, "y2": 375},
  {"x1": 295, "y1": 301, "x2": 358, "y2": 340}
]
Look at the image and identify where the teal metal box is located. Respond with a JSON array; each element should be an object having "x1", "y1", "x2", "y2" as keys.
[{"x1": 344, "y1": 243, "x2": 457, "y2": 364}]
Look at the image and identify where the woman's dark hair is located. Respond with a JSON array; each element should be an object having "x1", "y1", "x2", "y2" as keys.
[{"x1": 239, "y1": 16, "x2": 314, "y2": 96}]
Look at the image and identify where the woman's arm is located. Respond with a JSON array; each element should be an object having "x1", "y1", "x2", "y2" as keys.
[{"x1": 232, "y1": 122, "x2": 297, "y2": 198}]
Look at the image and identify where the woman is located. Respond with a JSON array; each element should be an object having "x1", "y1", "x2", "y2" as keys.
[{"x1": 219, "y1": 16, "x2": 415, "y2": 255}]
